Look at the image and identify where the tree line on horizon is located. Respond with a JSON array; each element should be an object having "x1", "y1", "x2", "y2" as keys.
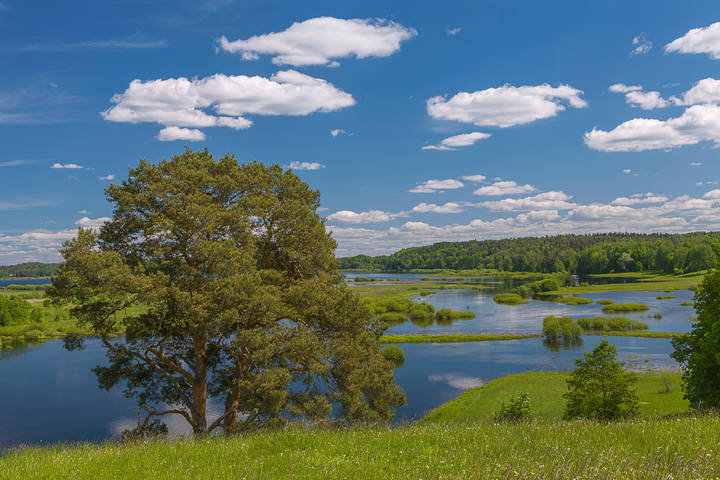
[
  {"x1": 340, "y1": 232, "x2": 720, "y2": 274},
  {"x1": 0, "y1": 262, "x2": 59, "y2": 279}
]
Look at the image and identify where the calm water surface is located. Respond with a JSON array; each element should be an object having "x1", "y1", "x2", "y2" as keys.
[{"x1": 0, "y1": 278, "x2": 51, "y2": 287}]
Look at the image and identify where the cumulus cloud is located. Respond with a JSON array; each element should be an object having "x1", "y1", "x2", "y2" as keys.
[
  {"x1": 630, "y1": 33, "x2": 652, "y2": 56},
  {"x1": 427, "y1": 84, "x2": 587, "y2": 128},
  {"x1": 476, "y1": 191, "x2": 574, "y2": 211},
  {"x1": 98, "y1": 174, "x2": 115, "y2": 181},
  {"x1": 412, "y1": 202, "x2": 465, "y2": 214},
  {"x1": 609, "y1": 84, "x2": 669, "y2": 110},
  {"x1": 51, "y1": 163, "x2": 87, "y2": 169},
  {"x1": 422, "y1": 131, "x2": 490, "y2": 151},
  {"x1": 325, "y1": 209, "x2": 406, "y2": 224},
  {"x1": 460, "y1": 174, "x2": 486, "y2": 183},
  {"x1": 611, "y1": 192, "x2": 668, "y2": 205},
  {"x1": 102, "y1": 70, "x2": 354, "y2": 139},
  {"x1": 219, "y1": 17, "x2": 416, "y2": 66},
  {"x1": 584, "y1": 104, "x2": 720, "y2": 152},
  {"x1": 409, "y1": 179, "x2": 464, "y2": 193},
  {"x1": 472, "y1": 180, "x2": 536, "y2": 196},
  {"x1": 330, "y1": 128, "x2": 348, "y2": 137},
  {"x1": 157, "y1": 126, "x2": 206, "y2": 141},
  {"x1": 665, "y1": 22, "x2": 720, "y2": 59},
  {"x1": 670, "y1": 77, "x2": 720, "y2": 106},
  {"x1": 691, "y1": 162, "x2": 702, "y2": 166},
  {"x1": 704, "y1": 189, "x2": 720, "y2": 199},
  {"x1": 286, "y1": 161, "x2": 325, "y2": 170},
  {"x1": 75, "y1": 216, "x2": 111, "y2": 229}
]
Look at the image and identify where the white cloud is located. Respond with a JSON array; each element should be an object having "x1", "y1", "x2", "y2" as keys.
[
  {"x1": 584, "y1": 104, "x2": 720, "y2": 152},
  {"x1": 0, "y1": 160, "x2": 31, "y2": 167},
  {"x1": 408, "y1": 179, "x2": 464, "y2": 193},
  {"x1": 286, "y1": 161, "x2": 325, "y2": 170},
  {"x1": 422, "y1": 131, "x2": 490, "y2": 151},
  {"x1": 609, "y1": 84, "x2": 669, "y2": 110},
  {"x1": 412, "y1": 202, "x2": 465, "y2": 214},
  {"x1": 0, "y1": 229, "x2": 78, "y2": 264},
  {"x1": 691, "y1": 162, "x2": 702, "y2": 166},
  {"x1": 74, "y1": 216, "x2": 111, "y2": 229},
  {"x1": 219, "y1": 17, "x2": 416, "y2": 66},
  {"x1": 157, "y1": 126, "x2": 206, "y2": 141},
  {"x1": 611, "y1": 192, "x2": 668, "y2": 205},
  {"x1": 473, "y1": 180, "x2": 536, "y2": 196},
  {"x1": 447, "y1": 27, "x2": 461, "y2": 36},
  {"x1": 670, "y1": 77, "x2": 720, "y2": 106},
  {"x1": 623, "y1": 169, "x2": 632, "y2": 174},
  {"x1": 665, "y1": 22, "x2": 720, "y2": 59},
  {"x1": 51, "y1": 162, "x2": 87, "y2": 169},
  {"x1": 704, "y1": 189, "x2": 720, "y2": 199},
  {"x1": 325, "y1": 209, "x2": 406, "y2": 224},
  {"x1": 630, "y1": 33, "x2": 652, "y2": 56},
  {"x1": 98, "y1": 174, "x2": 115, "y2": 181},
  {"x1": 460, "y1": 174, "x2": 486, "y2": 183},
  {"x1": 102, "y1": 70, "x2": 354, "y2": 139},
  {"x1": 427, "y1": 84, "x2": 587, "y2": 128},
  {"x1": 330, "y1": 128, "x2": 348, "y2": 137},
  {"x1": 697, "y1": 181, "x2": 719, "y2": 186},
  {"x1": 476, "y1": 191, "x2": 574, "y2": 211}
]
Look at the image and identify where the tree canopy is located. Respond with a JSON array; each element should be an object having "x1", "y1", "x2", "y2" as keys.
[
  {"x1": 50, "y1": 148, "x2": 404, "y2": 436},
  {"x1": 671, "y1": 268, "x2": 720, "y2": 409},
  {"x1": 340, "y1": 232, "x2": 720, "y2": 274},
  {"x1": 564, "y1": 341, "x2": 639, "y2": 421}
]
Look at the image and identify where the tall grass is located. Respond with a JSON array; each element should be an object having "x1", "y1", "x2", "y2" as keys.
[{"x1": 2, "y1": 416, "x2": 719, "y2": 479}]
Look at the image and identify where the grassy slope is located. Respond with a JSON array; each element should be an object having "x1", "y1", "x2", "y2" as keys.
[
  {"x1": 423, "y1": 372, "x2": 688, "y2": 424},
  {"x1": 3, "y1": 416, "x2": 719, "y2": 479}
]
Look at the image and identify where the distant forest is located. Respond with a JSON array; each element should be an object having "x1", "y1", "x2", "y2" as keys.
[
  {"x1": 0, "y1": 262, "x2": 59, "y2": 278},
  {"x1": 339, "y1": 232, "x2": 720, "y2": 274}
]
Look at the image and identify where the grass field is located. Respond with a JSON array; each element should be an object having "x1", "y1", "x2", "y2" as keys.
[
  {"x1": 551, "y1": 272, "x2": 704, "y2": 295},
  {"x1": 3, "y1": 414, "x2": 718, "y2": 479},
  {"x1": 379, "y1": 333, "x2": 541, "y2": 344},
  {"x1": 423, "y1": 372, "x2": 688, "y2": 424}
]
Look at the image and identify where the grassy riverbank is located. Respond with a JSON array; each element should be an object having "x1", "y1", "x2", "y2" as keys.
[
  {"x1": 551, "y1": 271, "x2": 705, "y2": 294},
  {"x1": 379, "y1": 333, "x2": 541, "y2": 344},
  {"x1": 423, "y1": 372, "x2": 688, "y2": 423},
  {"x1": 3, "y1": 414, "x2": 718, "y2": 479}
]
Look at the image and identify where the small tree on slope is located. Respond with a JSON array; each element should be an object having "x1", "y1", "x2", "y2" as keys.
[{"x1": 564, "y1": 340, "x2": 639, "y2": 420}]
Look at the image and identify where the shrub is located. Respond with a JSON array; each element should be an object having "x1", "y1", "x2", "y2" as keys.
[
  {"x1": 493, "y1": 293, "x2": 528, "y2": 305},
  {"x1": 23, "y1": 329, "x2": 43, "y2": 341},
  {"x1": 381, "y1": 345, "x2": 405, "y2": 368},
  {"x1": 378, "y1": 312, "x2": 408, "y2": 325},
  {"x1": 557, "y1": 296, "x2": 593, "y2": 305},
  {"x1": 576, "y1": 316, "x2": 648, "y2": 331},
  {"x1": 656, "y1": 295, "x2": 675, "y2": 300},
  {"x1": 596, "y1": 299, "x2": 613, "y2": 305},
  {"x1": 564, "y1": 341, "x2": 639, "y2": 420},
  {"x1": 543, "y1": 316, "x2": 583, "y2": 343},
  {"x1": 680, "y1": 301, "x2": 693, "y2": 307},
  {"x1": 493, "y1": 393, "x2": 532, "y2": 423},
  {"x1": 435, "y1": 309, "x2": 475, "y2": 325},
  {"x1": 602, "y1": 303, "x2": 649, "y2": 313}
]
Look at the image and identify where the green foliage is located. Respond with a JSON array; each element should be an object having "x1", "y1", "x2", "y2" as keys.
[
  {"x1": 49, "y1": 148, "x2": 405, "y2": 437},
  {"x1": 564, "y1": 341, "x2": 639, "y2": 420},
  {"x1": 602, "y1": 303, "x2": 649, "y2": 313},
  {"x1": 556, "y1": 296, "x2": 593, "y2": 305},
  {"x1": 23, "y1": 329, "x2": 43, "y2": 341},
  {"x1": 0, "y1": 295, "x2": 33, "y2": 326},
  {"x1": 339, "y1": 232, "x2": 720, "y2": 274},
  {"x1": 576, "y1": 316, "x2": 648, "y2": 331},
  {"x1": 0, "y1": 262, "x2": 58, "y2": 279},
  {"x1": 493, "y1": 393, "x2": 531, "y2": 423},
  {"x1": 434, "y1": 308, "x2": 474, "y2": 325},
  {"x1": 596, "y1": 299, "x2": 613, "y2": 305},
  {"x1": 377, "y1": 312, "x2": 408, "y2": 326},
  {"x1": 353, "y1": 277, "x2": 378, "y2": 282},
  {"x1": 379, "y1": 334, "x2": 539, "y2": 344},
  {"x1": 656, "y1": 295, "x2": 675, "y2": 300},
  {"x1": 672, "y1": 268, "x2": 720, "y2": 409},
  {"x1": 542, "y1": 316, "x2": 583, "y2": 343},
  {"x1": 680, "y1": 301, "x2": 693, "y2": 306},
  {"x1": 493, "y1": 293, "x2": 528, "y2": 305},
  {"x1": 381, "y1": 345, "x2": 405, "y2": 368}
]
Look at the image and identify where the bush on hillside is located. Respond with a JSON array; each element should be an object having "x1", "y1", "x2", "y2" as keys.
[
  {"x1": 493, "y1": 393, "x2": 532, "y2": 423},
  {"x1": 564, "y1": 341, "x2": 639, "y2": 420}
]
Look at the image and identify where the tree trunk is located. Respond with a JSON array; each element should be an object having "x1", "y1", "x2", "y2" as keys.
[{"x1": 191, "y1": 333, "x2": 208, "y2": 435}]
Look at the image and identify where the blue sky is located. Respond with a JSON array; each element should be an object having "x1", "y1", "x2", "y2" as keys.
[{"x1": 1, "y1": 0, "x2": 719, "y2": 263}]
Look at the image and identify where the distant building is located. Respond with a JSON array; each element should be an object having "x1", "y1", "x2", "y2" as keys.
[{"x1": 570, "y1": 274, "x2": 580, "y2": 287}]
